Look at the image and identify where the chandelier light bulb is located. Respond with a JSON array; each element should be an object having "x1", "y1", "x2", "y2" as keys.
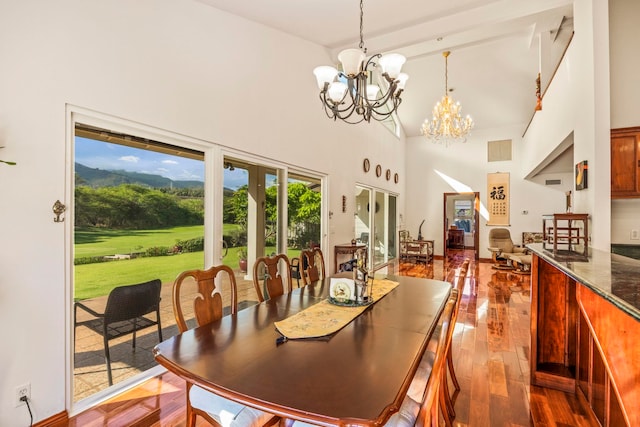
[
  {"x1": 366, "y1": 84, "x2": 381, "y2": 101},
  {"x1": 328, "y1": 82, "x2": 348, "y2": 103},
  {"x1": 338, "y1": 48, "x2": 366, "y2": 77},
  {"x1": 313, "y1": 66, "x2": 339, "y2": 90},
  {"x1": 378, "y1": 53, "x2": 406, "y2": 79},
  {"x1": 396, "y1": 73, "x2": 409, "y2": 90}
]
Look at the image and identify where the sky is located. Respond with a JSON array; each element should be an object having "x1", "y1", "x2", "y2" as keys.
[{"x1": 75, "y1": 137, "x2": 249, "y2": 189}]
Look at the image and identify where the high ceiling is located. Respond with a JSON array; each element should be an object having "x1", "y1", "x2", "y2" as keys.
[{"x1": 196, "y1": 0, "x2": 574, "y2": 137}]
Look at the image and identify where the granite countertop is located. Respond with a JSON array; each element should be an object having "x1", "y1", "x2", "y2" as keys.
[{"x1": 527, "y1": 243, "x2": 640, "y2": 322}]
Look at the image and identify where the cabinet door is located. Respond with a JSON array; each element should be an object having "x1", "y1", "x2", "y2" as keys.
[{"x1": 611, "y1": 128, "x2": 640, "y2": 197}]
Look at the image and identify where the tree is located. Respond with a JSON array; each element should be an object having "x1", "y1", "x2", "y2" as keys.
[{"x1": 74, "y1": 184, "x2": 203, "y2": 229}]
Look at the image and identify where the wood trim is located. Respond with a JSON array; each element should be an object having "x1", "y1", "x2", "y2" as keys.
[{"x1": 34, "y1": 411, "x2": 68, "y2": 427}]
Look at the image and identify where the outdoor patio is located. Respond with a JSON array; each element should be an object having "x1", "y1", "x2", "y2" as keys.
[{"x1": 73, "y1": 273, "x2": 261, "y2": 402}]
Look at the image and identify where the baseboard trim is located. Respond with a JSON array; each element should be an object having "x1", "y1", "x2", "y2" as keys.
[{"x1": 35, "y1": 411, "x2": 68, "y2": 427}]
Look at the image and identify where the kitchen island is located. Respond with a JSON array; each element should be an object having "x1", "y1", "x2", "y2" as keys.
[{"x1": 528, "y1": 243, "x2": 640, "y2": 427}]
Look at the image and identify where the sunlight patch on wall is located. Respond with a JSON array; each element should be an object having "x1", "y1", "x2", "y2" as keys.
[{"x1": 434, "y1": 169, "x2": 490, "y2": 221}]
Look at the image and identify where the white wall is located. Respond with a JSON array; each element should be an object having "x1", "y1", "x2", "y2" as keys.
[
  {"x1": 609, "y1": 0, "x2": 640, "y2": 129},
  {"x1": 405, "y1": 125, "x2": 569, "y2": 260},
  {"x1": 609, "y1": 0, "x2": 640, "y2": 244},
  {"x1": 0, "y1": 0, "x2": 405, "y2": 424},
  {"x1": 522, "y1": 0, "x2": 611, "y2": 251}
]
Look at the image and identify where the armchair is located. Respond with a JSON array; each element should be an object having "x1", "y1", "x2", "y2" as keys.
[{"x1": 488, "y1": 228, "x2": 527, "y2": 270}]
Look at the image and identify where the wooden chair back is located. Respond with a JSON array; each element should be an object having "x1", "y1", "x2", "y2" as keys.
[
  {"x1": 300, "y1": 247, "x2": 325, "y2": 285},
  {"x1": 172, "y1": 265, "x2": 238, "y2": 333},
  {"x1": 417, "y1": 292, "x2": 457, "y2": 427},
  {"x1": 252, "y1": 253, "x2": 292, "y2": 302}
]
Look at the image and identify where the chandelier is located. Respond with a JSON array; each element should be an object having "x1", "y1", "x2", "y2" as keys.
[
  {"x1": 421, "y1": 51, "x2": 473, "y2": 144},
  {"x1": 312, "y1": 0, "x2": 409, "y2": 124}
]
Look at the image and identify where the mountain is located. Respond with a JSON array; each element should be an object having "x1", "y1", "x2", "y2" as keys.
[{"x1": 75, "y1": 163, "x2": 204, "y2": 189}]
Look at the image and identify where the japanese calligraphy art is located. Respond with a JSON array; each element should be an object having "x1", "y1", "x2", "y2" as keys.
[{"x1": 487, "y1": 172, "x2": 510, "y2": 225}]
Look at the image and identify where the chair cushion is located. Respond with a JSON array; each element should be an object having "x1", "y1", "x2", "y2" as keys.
[
  {"x1": 406, "y1": 350, "x2": 435, "y2": 403},
  {"x1": 190, "y1": 385, "x2": 274, "y2": 427},
  {"x1": 383, "y1": 394, "x2": 421, "y2": 427}
]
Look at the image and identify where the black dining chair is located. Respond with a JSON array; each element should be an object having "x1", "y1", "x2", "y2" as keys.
[{"x1": 74, "y1": 278, "x2": 163, "y2": 385}]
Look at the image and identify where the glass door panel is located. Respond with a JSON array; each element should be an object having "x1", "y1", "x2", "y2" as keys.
[
  {"x1": 388, "y1": 195, "x2": 397, "y2": 260},
  {"x1": 73, "y1": 124, "x2": 205, "y2": 402},
  {"x1": 373, "y1": 191, "x2": 386, "y2": 266},
  {"x1": 221, "y1": 158, "x2": 250, "y2": 297}
]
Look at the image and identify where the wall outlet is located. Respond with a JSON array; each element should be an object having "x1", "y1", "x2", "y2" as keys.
[
  {"x1": 15, "y1": 383, "x2": 30, "y2": 407},
  {"x1": 631, "y1": 230, "x2": 639, "y2": 240}
]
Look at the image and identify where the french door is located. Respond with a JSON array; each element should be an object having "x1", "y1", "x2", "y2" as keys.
[{"x1": 354, "y1": 185, "x2": 397, "y2": 269}]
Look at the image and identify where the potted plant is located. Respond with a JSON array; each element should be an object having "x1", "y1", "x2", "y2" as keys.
[{"x1": 237, "y1": 248, "x2": 248, "y2": 273}]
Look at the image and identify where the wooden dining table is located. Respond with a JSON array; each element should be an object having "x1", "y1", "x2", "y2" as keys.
[{"x1": 153, "y1": 274, "x2": 452, "y2": 426}]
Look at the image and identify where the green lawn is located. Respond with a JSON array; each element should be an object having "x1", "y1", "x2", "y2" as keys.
[
  {"x1": 74, "y1": 224, "x2": 241, "y2": 258},
  {"x1": 74, "y1": 224, "x2": 302, "y2": 300}
]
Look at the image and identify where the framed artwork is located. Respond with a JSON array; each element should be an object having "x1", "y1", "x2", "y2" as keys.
[
  {"x1": 487, "y1": 172, "x2": 510, "y2": 225},
  {"x1": 575, "y1": 160, "x2": 588, "y2": 190},
  {"x1": 363, "y1": 158, "x2": 370, "y2": 172}
]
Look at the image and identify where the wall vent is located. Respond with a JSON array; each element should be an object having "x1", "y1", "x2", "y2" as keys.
[
  {"x1": 487, "y1": 139, "x2": 512, "y2": 162},
  {"x1": 545, "y1": 179, "x2": 562, "y2": 185}
]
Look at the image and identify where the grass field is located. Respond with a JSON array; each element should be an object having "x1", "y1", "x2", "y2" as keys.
[
  {"x1": 74, "y1": 225, "x2": 302, "y2": 300},
  {"x1": 75, "y1": 225, "x2": 243, "y2": 258}
]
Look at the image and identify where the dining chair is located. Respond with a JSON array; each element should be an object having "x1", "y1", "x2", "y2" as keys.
[
  {"x1": 172, "y1": 265, "x2": 279, "y2": 427},
  {"x1": 381, "y1": 292, "x2": 457, "y2": 427},
  {"x1": 299, "y1": 247, "x2": 325, "y2": 285},
  {"x1": 445, "y1": 259, "x2": 470, "y2": 397},
  {"x1": 252, "y1": 253, "x2": 293, "y2": 302},
  {"x1": 74, "y1": 278, "x2": 163, "y2": 386},
  {"x1": 438, "y1": 259, "x2": 469, "y2": 426}
]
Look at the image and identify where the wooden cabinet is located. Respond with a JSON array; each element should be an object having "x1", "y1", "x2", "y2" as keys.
[
  {"x1": 576, "y1": 288, "x2": 627, "y2": 427},
  {"x1": 611, "y1": 126, "x2": 640, "y2": 198},
  {"x1": 530, "y1": 255, "x2": 577, "y2": 393},
  {"x1": 447, "y1": 228, "x2": 464, "y2": 249},
  {"x1": 532, "y1": 253, "x2": 638, "y2": 426}
]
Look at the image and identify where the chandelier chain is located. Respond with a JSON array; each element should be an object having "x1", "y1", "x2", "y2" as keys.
[
  {"x1": 359, "y1": 0, "x2": 365, "y2": 51},
  {"x1": 444, "y1": 53, "x2": 448, "y2": 94}
]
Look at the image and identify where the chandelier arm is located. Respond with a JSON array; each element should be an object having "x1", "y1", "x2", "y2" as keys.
[{"x1": 319, "y1": 88, "x2": 369, "y2": 124}]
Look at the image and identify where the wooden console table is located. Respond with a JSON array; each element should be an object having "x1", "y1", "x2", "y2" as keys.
[
  {"x1": 333, "y1": 243, "x2": 367, "y2": 273},
  {"x1": 542, "y1": 213, "x2": 588, "y2": 256}
]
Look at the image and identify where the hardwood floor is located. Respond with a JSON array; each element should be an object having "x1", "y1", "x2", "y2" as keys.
[{"x1": 69, "y1": 253, "x2": 598, "y2": 426}]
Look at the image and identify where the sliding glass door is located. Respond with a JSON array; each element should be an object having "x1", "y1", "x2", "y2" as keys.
[
  {"x1": 70, "y1": 117, "x2": 325, "y2": 411},
  {"x1": 73, "y1": 123, "x2": 205, "y2": 402},
  {"x1": 354, "y1": 186, "x2": 397, "y2": 269}
]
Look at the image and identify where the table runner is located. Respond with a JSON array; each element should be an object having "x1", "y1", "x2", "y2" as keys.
[{"x1": 274, "y1": 278, "x2": 399, "y2": 339}]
